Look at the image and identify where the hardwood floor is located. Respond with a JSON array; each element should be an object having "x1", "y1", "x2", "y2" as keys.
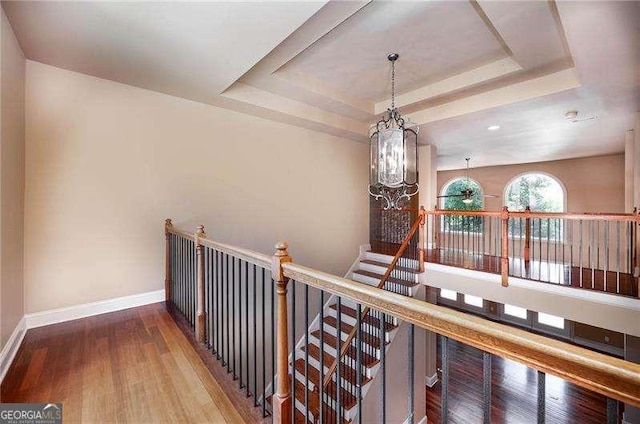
[
  {"x1": 426, "y1": 337, "x2": 616, "y2": 424},
  {"x1": 1, "y1": 303, "x2": 247, "y2": 423}
]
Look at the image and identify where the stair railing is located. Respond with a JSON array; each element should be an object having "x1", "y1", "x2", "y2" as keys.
[
  {"x1": 427, "y1": 208, "x2": 640, "y2": 296},
  {"x1": 165, "y1": 215, "x2": 640, "y2": 424},
  {"x1": 312, "y1": 207, "x2": 425, "y2": 420}
]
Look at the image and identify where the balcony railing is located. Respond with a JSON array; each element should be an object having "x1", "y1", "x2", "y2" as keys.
[
  {"x1": 164, "y1": 217, "x2": 640, "y2": 424},
  {"x1": 426, "y1": 208, "x2": 640, "y2": 297}
]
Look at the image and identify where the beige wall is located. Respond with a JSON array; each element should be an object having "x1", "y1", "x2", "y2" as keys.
[
  {"x1": 0, "y1": 9, "x2": 25, "y2": 349},
  {"x1": 25, "y1": 61, "x2": 369, "y2": 314},
  {"x1": 437, "y1": 154, "x2": 625, "y2": 213}
]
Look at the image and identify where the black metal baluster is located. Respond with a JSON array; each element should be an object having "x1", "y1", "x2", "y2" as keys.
[
  {"x1": 253, "y1": 264, "x2": 258, "y2": 405},
  {"x1": 216, "y1": 251, "x2": 221, "y2": 360},
  {"x1": 336, "y1": 297, "x2": 342, "y2": 421},
  {"x1": 239, "y1": 259, "x2": 243, "y2": 387},
  {"x1": 271, "y1": 276, "x2": 276, "y2": 416},
  {"x1": 319, "y1": 291, "x2": 325, "y2": 424},
  {"x1": 205, "y1": 247, "x2": 210, "y2": 346},
  {"x1": 616, "y1": 222, "x2": 621, "y2": 294},
  {"x1": 232, "y1": 257, "x2": 237, "y2": 380},
  {"x1": 380, "y1": 310, "x2": 386, "y2": 424},
  {"x1": 408, "y1": 323, "x2": 415, "y2": 424},
  {"x1": 187, "y1": 241, "x2": 196, "y2": 328},
  {"x1": 226, "y1": 253, "x2": 230, "y2": 370},
  {"x1": 290, "y1": 280, "x2": 296, "y2": 424},
  {"x1": 245, "y1": 261, "x2": 249, "y2": 395},
  {"x1": 606, "y1": 398, "x2": 618, "y2": 424},
  {"x1": 483, "y1": 352, "x2": 491, "y2": 424},
  {"x1": 441, "y1": 335, "x2": 449, "y2": 424},
  {"x1": 605, "y1": 222, "x2": 610, "y2": 292},
  {"x1": 262, "y1": 267, "x2": 267, "y2": 417},
  {"x1": 356, "y1": 303, "x2": 362, "y2": 424},
  {"x1": 304, "y1": 284, "x2": 309, "y2": 423},
  {"x1": 179, "y1": 237, "x2": 183, "y2": 316},
  {"x1": 209, "y1": 248, "x2": 214, "y2": 351},
  {"x1": 537, "y1": 370, "x2": 545, "y2": 424}
]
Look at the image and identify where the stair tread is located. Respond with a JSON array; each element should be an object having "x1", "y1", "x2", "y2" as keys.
[
  {"x1": 294, "y1": 358, "x2": 372, "y2": 389},
  {"x1": 293, "y1": 359, "x2": 357, "y2": 408},
  {"x1": 352, "y1": 269, "x2": 419, "y2": 288},
  {"x1": 302, "y1": 341, "x2": 378, "y2": 369},
  {"x1": 325, "y1": 310, "x2": 397, "y2": 333},
  {"x1": 294, "y1": 378, "x2": 352, "y2": 424},
  {"x1": 312, "y1": 328, "x2": 386, "y2": 354},
  {"x1": 360, "y1": 259, "x2": 419, "y2": 274}
]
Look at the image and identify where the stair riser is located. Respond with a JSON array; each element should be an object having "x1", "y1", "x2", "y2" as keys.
[
  {"x1": 350, "y1": 274, "x2": 416, "y2": 297},
  {"x1": 321, "y1": 322, "x2": 392, "y2": 344},
  {"x1": 364, "y1": 251, "x2": 419, "y2": 268},
  {"x1": 327, "y1": 306, "x2": 400, "y2": 327},
  {"x1": 301, "y1": 353, "x2": 375, "y2": 380},
  {"x1": 294, "y1": 398, "x2": 357, "y2": 424},
  {"x1": 310, "y1": 335, "x2": 383, "y2": 360},
  {"x1": 358, "y1": 262, "x2": 420, "y2": 278},
  {"x1": 293, "y1": 369, "x2": 369, "y2": 402}
]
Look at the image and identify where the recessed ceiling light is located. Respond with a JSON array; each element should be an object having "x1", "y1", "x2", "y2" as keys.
[{"x1": 487, "y1": 125, "x2": 500, "y2": 131}]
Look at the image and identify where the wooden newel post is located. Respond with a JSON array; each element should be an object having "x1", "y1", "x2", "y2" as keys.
[
  {"x1": 501, "y1": 206, "x2": 509, "y2": 287},
  {"x1": 434, "y1": 204, "x2": 440, "y2": 250},
  {"x1": 195, "y1": 225, "x2": 206, "y2": 344},
  {"x1": 271, "y1": 242, "x2": 293, "y2": 424},
  {"x1": 165, "y1": 219, "x2": 173, "y2": 304},
  {"x1": 524, "y1": 206, "x2": 531, "y2": 265},
  {"x1": 419, "y1": 206, "x2": 426, "y2": 273}
]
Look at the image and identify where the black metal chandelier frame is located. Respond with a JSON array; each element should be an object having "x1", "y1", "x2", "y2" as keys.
[{"x1": 368, "y1": 53, "x2": 419, "y2": 210}]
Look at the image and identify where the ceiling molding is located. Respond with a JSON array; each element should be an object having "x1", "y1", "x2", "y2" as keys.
[
  {"x1": 406, "y1": 67, "x2": 581, "y2": 126},
  {"x1": 374, "y1": 57, "x2": 523, "y2": 114},
  {"x1": 221, "y1": 82, "x2": 369, "y2": 141}
]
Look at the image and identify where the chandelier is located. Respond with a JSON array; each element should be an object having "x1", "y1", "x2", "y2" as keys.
[{"x1": 368, "y1": 53, "x2": 418, "y2": 210}]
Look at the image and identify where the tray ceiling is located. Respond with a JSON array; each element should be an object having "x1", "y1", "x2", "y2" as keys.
[{"x1": 3, "y1": 1, "x2": 639, "y2": 169}]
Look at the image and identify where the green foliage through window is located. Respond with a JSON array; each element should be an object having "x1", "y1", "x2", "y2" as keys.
[
  {"x1": 505, "y1": 173, "x2": 564, "y2": 240},
  {"x1": 440, "y1": 178, "x2": 483, "y2": 233}
]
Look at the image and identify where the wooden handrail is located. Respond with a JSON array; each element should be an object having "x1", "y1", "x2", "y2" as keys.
[
  {"x1": 282, "y1": 261, "x2": 640, "y2": 408},
  {"x1": 167, "y1": 224, "x2": 272, "y2": 270},
  {"x1": 428, "y1": 209, "x2": 640, "y2": 222},
  {"x1": 320, "y1": 209, "x2": 426, "y2": 389}
]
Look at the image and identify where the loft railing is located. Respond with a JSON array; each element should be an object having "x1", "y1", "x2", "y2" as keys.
[
  {"x1": 427, "y1": 208, "x2": 640, "y2": 297},
  {"x1": 164, "y1": 217, "x2": 640, "y2": 424}
]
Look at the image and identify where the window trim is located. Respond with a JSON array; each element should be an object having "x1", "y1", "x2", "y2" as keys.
[
  {"x1": 502, "y1": 171, "x2": 567, "y2": 213},
  {"x1": 439, "y1": 176, "x2": 486, "y2": 211}
]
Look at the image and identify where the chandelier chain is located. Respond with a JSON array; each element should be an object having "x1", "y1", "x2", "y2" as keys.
[{"x1": 391, "y1": 59, "x2": 396, "y2": 110}]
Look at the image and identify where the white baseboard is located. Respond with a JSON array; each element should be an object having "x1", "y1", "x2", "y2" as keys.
[
  {"x1": 0, "y1": 316, "x2": 27, "y2": 383},
  {"x1": 426, "y1": 372, "x2": 438, "y2": 387},
  {"x1": 25, "y1": 289, "x2": 165, "y2": 329}
]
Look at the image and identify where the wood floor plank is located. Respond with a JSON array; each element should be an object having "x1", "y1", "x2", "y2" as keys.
[
  {"x1": 426, "y1": 337, "x2": 615, "y2": 423},
  {"x1": 1, "y1": 303, "x2": 248, "y2": 423}
]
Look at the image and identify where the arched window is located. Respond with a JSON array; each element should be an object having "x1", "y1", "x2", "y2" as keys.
[
  {"x1": 440, "y1": 177, "x2": 484, "y2": 211},
  {"x1": 439, "y1": 177, "x2": 484, "y2": 233},
  {"x1": 504, "y1": 173, "x2": 565, "y2": 212},
  {"x1": 505, "y1": 173, "x2": 565, "y2": 240}
]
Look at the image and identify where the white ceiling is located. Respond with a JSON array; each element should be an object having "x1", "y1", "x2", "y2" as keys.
[{"x1": 3, "y1": 1, "x2": 639, "y2": 170}]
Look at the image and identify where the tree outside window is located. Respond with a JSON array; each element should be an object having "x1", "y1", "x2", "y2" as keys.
[
  {"x1": 440, "y1": 178, "x2": 483, "y2": 233},
  {"x1": 505, "y1": 173, "x2": 564, "y2": 240}
]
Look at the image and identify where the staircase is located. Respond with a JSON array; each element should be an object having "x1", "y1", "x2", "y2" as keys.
[{"x1": 290, "y1": 249, "x2": 422, "y2": 423}]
